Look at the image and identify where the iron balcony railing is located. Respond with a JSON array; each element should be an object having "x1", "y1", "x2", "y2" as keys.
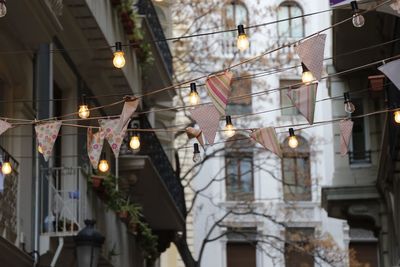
[
  {"x1": 137, "y1": 0, "x2": 173, "y2": 76},
  {"x1": 348, "y1": 150, "x2": 372, "y2": 165}
]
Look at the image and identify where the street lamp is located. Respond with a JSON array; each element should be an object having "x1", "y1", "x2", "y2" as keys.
[{"x1": 74, "y1": 220, "x2": 105, "y2": 267}]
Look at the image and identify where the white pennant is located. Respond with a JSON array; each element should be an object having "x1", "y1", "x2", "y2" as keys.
[
  {"x1": 117, "y1": 98, "x2": 139, "y2": 133},
  {"x1": 379, "y1": 59, "x2": 400, "y2": 91},
  {"x1": 99, "y1": 119, "x2": 128, "y2": 158},
  {"x1": 0, "y1": 120, "x2": 11, "y2": 136},
  {"x1": 35, "y1": 121, "x2": 62, "y2": 162}
]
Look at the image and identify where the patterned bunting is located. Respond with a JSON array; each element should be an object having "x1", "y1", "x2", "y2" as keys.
[
  {"x1": 0, "y1": 120, "x2": 11, "y2": 136},
  {"x1": 205, "y1": 71, "x2": 233, "y2": 115},
  {"x1": 99, "y1": 119, "x2": 128, "y2": 158},
  {"x1": 390, "y1": 0, "x2": 400, "y2": 14},
  {"x1": 295, "y1": 34, "x2": 326, "y2": 80},
  {"x1": 250, "y1": 127, "x2": 282, "y2": 158},
  {"x1": 117, "y1": 98, "x2": 139, "y2": 133},
  {"x1": 87, "y1": 128, "x2": 105, "y2": 169},
  {"x1": 378, "y1": 59, "x2": 400, "y2": 91},
  {"x1": 186, "y1": 127, "x2": 205, "y2": 147},
  {"x1": 190, "y1": 105, "x2": 221, "y2": 145},
  {"x1": 339, "y1": 119, "x2": 354, "y2": 156},
  {"x1": 35, "y1": 121, "x2": 62, "y2": 162},
  {"x1": 287, "y1": 83, "x2": 318, "y2": 124}
]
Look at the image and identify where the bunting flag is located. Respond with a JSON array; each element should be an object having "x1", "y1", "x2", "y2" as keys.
[
  {"x1": 390, "y1": 0, "x2": 400, "y2": 14},
  {"x1": 295, "y1": 34, "x2": 326, "y2": 80},
  {"x1": 186, "y1": 127, "x2": 205, "y2": 147},
  {"x1": 87, "y1": 128, "x2": 105, "y2": 169},
  {"x1": 205, "y1": 71, "x2": 233, "y2": 115},
  {"x1": 99, "y1": 118, "x2": 128, "y2": 158},
  {"x1": 117, "y1": 98, "x2": 139, "y2": 133},
  {"x1": 378, "y1": 59, "x2": 400, "y2": 90},
  {"x1": 287, "y1": 83, "x2": 318, "y2": 124},
  {"x1": 190, "y1": 105, "x2": 220, "y2": 145},
  {"x1": 339, "y1": 119, "x2": 354, "y2": 156},
  {"x1": 35, "y1": 121, "x2": 62, "y2": 162},
  {"x1": 0, "y1": 120, "x2": 11, "y2": 136},
  {"x1": 250, "y1": 127, "x2": 282, "y2": 158}
]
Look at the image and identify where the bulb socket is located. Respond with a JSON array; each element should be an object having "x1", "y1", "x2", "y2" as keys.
[
  {"x1": 115, "y1": 42, "x2": 122, "y2": 52},
  {"x1": 237, "y1": 25, "x2": 245, "y2": 35},
  {"x1": 3, "y1": 154, "x2": 10, "y2": 163},
  {"x1": 193, "y1": 143, "x2": 200, "y2": 153},
  {"x1": 225, "y1": 115, "x2": 233, "y2": 126},
  {"x1": 350, "y1": 1, "x2": 359, "y2": 12},
  {"x1": 289, "y1": 128, "x2": 295, "y2": 137},
  {"x1": 344, "y1": 92, "x2": 350, "y2": 104},
  {"x1": 190, "y1": 83, "x2": 197, "y2": 93},
  {"x1": 100, "y1": 152, "x2": 106, "y2": 160},
  {"x1": 81, "y1": 94, "x2": 87, "y2": 105},
  {"x1": 301, "y1": 62, "x2": 309, "y2": 73}
]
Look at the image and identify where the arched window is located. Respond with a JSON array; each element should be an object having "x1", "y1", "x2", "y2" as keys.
[
  {"x1": 223, "y1": 1, "x2": 249, "y2": 29},
  {"x1": 277, "y1": 1, "x2": 304, "y2": 38},
  {"x1": 226, "y1": 72, "x2": 252, "y2": 115},
  {"x1": 281, "y1": 136, "x2": 311, "y2": 201},
  {"x1": 225, "y1": 134, "x2": 254, "y2": 201}
]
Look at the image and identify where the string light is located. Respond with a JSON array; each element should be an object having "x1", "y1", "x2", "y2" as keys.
[
  {"x1": 1, "y1": 154, "x2": 12, "y2": 175},
  {"x1": 189, "y1": 83, "x2": 200, "y2": 105},
  {"x1": 78, "y1": 94, "x2": 90, "y2": 119},
  {"x1": 343, "y1": 92, "x2": 356, "y2": 114},
  {"x1": 98, "y1": 153, "x2": 110, "y2": 173},
  {"x1": 129, "y1": 133, "x2": 141, "y2": 150},
  {"x1": 0, "y1": 0, "x2": 7, "y2": 18},
  {"x1": 37, "y1": 145, "x2": 43, "y2": 154},
  {"x1": 394, "y1": 111, "x2": 400, "y2": 124},
  {"x1": 288, "y1": 128, "x2": 299, "y2": 149},
  {"x1": 113, "y1": 42, "x2": 126, "y2": 68},
  {"x1": 301, "y1": 63, "x2": 314, "y2": 84},
  {"x1": 192, "y1": 143, "x2": 201, "y2": 163},
  {"x1": 351, "y1": 1, "x2": 365, "y2": 28},
  {"x1": 237, "y1": 25, "x2": 250, "y2": 52},
  {"x1": 224, "y1": 116, "x2": 235, "y2": 138}
]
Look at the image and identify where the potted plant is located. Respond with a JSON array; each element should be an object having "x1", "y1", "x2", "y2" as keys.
[{"x1": 91, "y1": 175, "x2": 105, "y2": 189}]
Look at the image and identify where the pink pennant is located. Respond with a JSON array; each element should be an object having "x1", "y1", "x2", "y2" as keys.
[
  {"x1": 117, "y1": 98, "x2": 139, "y2": 133},
  {"x1": 99, "y1": 119, "x2": 128, "y2": 158},
  {"x1": 87, "y1": 128, "x2": 105, "y2": 169},
  {"x1": 390, "y1": 0, "x2": 400, "y2": 14},
  {"x1": 35, "y1": 121, "x2": 62, "y2": 162},
  {"x1": 295, "y1": 34, "x2": 326, "y2": 80},
  {"x1": 190, "y1": 105, "x2": 221, "y2": 145},
  {"x1": 250, "y1": 127, "x2": 282, "y2": 158},
  {"x1": 0, "y1": 120, "x2": 11, "y2": 136},
  {"x1": 340, "y1": 119, "x2": 354, "y2": 156},
  {"x1": 287, "y1": 83, "x2": 318, "y2": 124},
  {"x1": 379, "y1": 59, "x2": 400, "y2": 91},
  {"x1": 186, "y1": 127, "x2": 204, "y2": 147},
  {"x1": 205, "y1": 71, "x2": 233, "y2": 115}
]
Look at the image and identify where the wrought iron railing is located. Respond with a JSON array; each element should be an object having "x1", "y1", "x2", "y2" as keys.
[
  {"x1": 137, "y1": 0, "x2": 173, "y2": 76},
  {"x1": 348, "y1": 150, "x2": 372, "y2": 165}
]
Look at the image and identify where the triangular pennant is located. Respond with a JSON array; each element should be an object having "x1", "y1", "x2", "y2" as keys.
[
  {"x1": 0, "y1": 120, "x2": 11, "y2": 136},
  {"x1": 190, "y1": 105, "x2": 220, "y2": 145},
  {"x1": 287, "y1": 83, "x2": 318, "y2": 124},
  {"x1": 390, "y1": 0, "x2": 400, "y2": 14},
  {"x1": 87, "y1": 128, "x2": 105, "y2": 169},
  {"x1": 250, "y1": 127, "x2": 282, "y2": 158},
  {"x1": 295, "y1": 34, "x2": 326, "y2": 80},
  {"x1": 99, "y1": 119, "x2": 128, "y2": 158},
  {"x1": 117, "y1": 98, "x2": 139, "y2": 133},
  {"x1": 379, "y1": 59, "x2": 400, "y2": 90},
  {"x1": 205, "y1": 71, "x2": 233, "y2": 115},
  {"x1": 186, "y1": 127, "x2": 205, "y2": 147},
  {"x1": 35, "y1": 121, "x2": 62, "y2": 162},
  {"x1": 339, "y1": 119, "x2": 354, "y2": 156}
]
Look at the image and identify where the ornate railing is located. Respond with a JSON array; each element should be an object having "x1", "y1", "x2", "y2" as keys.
[{"x1": 137, "y1": 0, "x2": 173, "y2": 76}]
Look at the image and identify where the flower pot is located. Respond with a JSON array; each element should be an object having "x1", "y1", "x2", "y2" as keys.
[
  {"x1": 91, "y1": 175, "x2": 104, "y2": 189},
  {"x1": 117, "y1": 211, "x2": 128, "y2": 219}
]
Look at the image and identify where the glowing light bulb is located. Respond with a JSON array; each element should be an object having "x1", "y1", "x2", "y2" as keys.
[
  {"x1": 78, "y1": 105, "x2": 90, "y2": 119},
  {"x1": 193, "y1": 143, "x2": 201, "y2": 163},
  {"x1": 0, "y1": 0, "x2": 7, "y2": 18},
  {"x1": 301, "y1": 63, "x2": 314, "y2": 84},
  {"x1": 237, "y1": 25, "x2": 249, "y2": 52},
  {"x1": 224, "y1": 116, "x2": 235, "y2": 138},
  {"x1": 344, "y1": 92, "x2": 355, "y2": 114},
  {"x1": 394, "y1": 111, "x2": 400, "y2": 124},
  {"x1": 98, "y1": 159, "x2": 109, "y2": 173},
  {"x1": 288, "y1": 128, "x2": 299, "y2": 149},
  {"x1": 38, "y1": 145, "x2": 43, "y2": 154},
  {"x1": 189, "y1": 83, "x2": 200, "y2": 105},
  {"x1": 129, "y1": 135, "x2": 141, "y2": 150},
  {"x1": 351, "y1": 1, "x2": 365, "y2": 28},
  {"x1": 113, "y1": 42, "x2": 125, "y2": 68},
  {"x1": 1, "y1": 155, "x2": 11, "y2": 175}
]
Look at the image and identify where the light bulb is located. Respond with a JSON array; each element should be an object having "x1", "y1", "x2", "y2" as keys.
[
  {"x1": 2, "y1": 161, "x2": 11, "y2": 175},
  {"x1": 189, "y1": 83, "x2": 200, "y2": 105},
  {"x1": 193, "y1": 143, "x2": 201, "y2": 163},
  {"x1": 0, "y1": 1, "x2": 7, "y2": 18},
  {"x1": 38, "y1": 145, "x2": 43, "y2": 154},
  {"x1": 302, "y1": 71, "x2": 314, "y2": 84},
  {"x1": 344, "y1": 92, "x2": 355, "y2": 114},
  {"x1": 129, "y1": 135, "x2": 141, "y2": 150},
  {"x1": 113, "y1": 51, "x2": 126, "y2": 68},
  {"x1": 394, "y1": 111, "x2": 400, "y2": 124},
  {"x1": 288, "y1": 128, "x2": 299, "y2": 149},
  {"x1": 78, "y1": 105, "x2": 90, "y2": 119},
  {"x1": 237, "y1": 25, "x2": 249, "y2": 52},
  {"x1": 352, "y1": 14, "x2": 365, "y2": 28},
  {"x1": 224, "y1": 116, "x2": 235, "y2": 138},
  {"x1": 98, "y1": 159, "x2": 109, "y2": 173}
]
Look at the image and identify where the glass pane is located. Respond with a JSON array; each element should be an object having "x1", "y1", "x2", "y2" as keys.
[
  {"x1": 290, "y1": 6, "x2": 304, "y2": 38},
  {"x1": 227, "y1": 159, "x2": 239, "y2": 195},
  {"x1": 351, "y1": 98, "x2": 366, "y2": 160},
  {"x1": 240, "y1": 159, "x2": 253, "y2": 193},
  {"x1": 235, "y1": 4, "x2": 248, "y2": 26},
  {"x1": 277, "y1": 6, "x2": 290, "y2": 37}
]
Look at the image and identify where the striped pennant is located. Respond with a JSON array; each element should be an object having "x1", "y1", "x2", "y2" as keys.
[
  {"x1": 250, "y1": 127, "x2": 282, "y2": 158},
  {"x1": 287, "y1": 83, "x2": 318, "y2": 125},
  {"x1": 339, "y1": 119, "x2": 354, "y2": 156},
  {"x1": 205, "y1": 71, "x2": 233, "y2": 116}
]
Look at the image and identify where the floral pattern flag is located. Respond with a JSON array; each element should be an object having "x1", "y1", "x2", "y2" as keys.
[
  {"x1": 0, "y1": 120, "x2": 11, "y2": 136},
  {"x1": 87, "y1": 128, "x2": 105, "y2": 169},
  {"x1": 190, "y1": 105, "x2": 221, "y2": 145},
  {"x1": 287, "y1": 83, "x2": 318, "y2": 125},
  {"x1": 250, "y1": 127, "x2": 282, "y2": 158},
  {"x1": 295, "y1": 34, "x2": 326, "y2": 80},
  {"x1": 378, "y1": 59, "x2": 400, "y2": 91},
  {"x1": 117, "y1": 98, "x2": 139, "y2": 133},
  {"x1": 186, "y1": 127, "x2": 205, "y2": 147},
  {"x1": 99, "y1": 118, "x2": 128, "y2": 158},
  {"x1": 35, "y1": 121, "x2": 62, "y2": 162},
  {"x1": 340, "y1": 119, "x2": 354, "y2": 156},
  {"x1": 205, "y1": 71, "x2": 233, "y2": 115}
]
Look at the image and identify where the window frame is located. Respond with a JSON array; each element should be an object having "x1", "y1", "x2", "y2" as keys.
[
  {"x1": 223, "y1": 0, "x2": 249, "y2": 29},
  {"x1": 277, "y1": 1, "x2": 305, "y2": 38},
  {"x1": 285, "y1": 227, "x2": 315, "y2": 267}
]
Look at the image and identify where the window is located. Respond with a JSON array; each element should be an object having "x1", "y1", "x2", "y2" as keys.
[
  {"x1": 223, "y1": 1, "x2": 248, "y2": 29},
  {"x1": 349, "y1": 98, "x2": 371, "y2": 164},
  {"x1": 227, "y1": 242, "x2": 256, "y2": 267},
  {"x1": 285, "y1": 228, "x2": 315, "y2": 267},
  {"x1": 282, "y1": 136, "x2": 311, "y2": 201},
  {"x1": 227, "y1": 73, "x2": 252, "y2": 115},
  {"x1": 349, "y1": 242, "x2": 378, "y2": 267},
  {"x1": 280, "y1": 79, "x2": 301, "y2": 116},
  {"x1": 225, "y1": 134, "x2": 254, "y2": 201},
  {"x1": 277, "y1": 1, "x2": 305, "y2": 38}
]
